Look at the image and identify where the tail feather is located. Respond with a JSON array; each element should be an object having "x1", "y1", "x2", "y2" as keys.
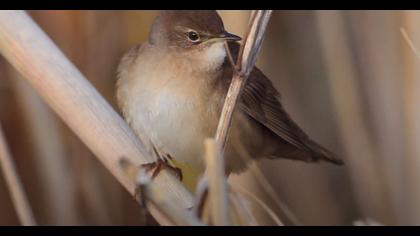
[
  {"x1": 268, "y1": 137, "x2": 344, "y2": 166},
  {"x1": 305, "y1": 140, "x2": 344, "y2": 165}
]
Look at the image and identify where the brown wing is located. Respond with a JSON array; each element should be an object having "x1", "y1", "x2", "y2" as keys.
[{"x1": 225, "y1": 42, "x2": 343, "y2": 165}]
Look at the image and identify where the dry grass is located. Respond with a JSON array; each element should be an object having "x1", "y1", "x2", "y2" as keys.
[
  {"x1": 0, "y1": 10, "x2": 277, "y2": 226},
  {"x1": 0, "y1": 124, "x2": 36, "y2": 226},
  {"x1": 0, "y1": 10, "x2": 419, "y2": 226}
]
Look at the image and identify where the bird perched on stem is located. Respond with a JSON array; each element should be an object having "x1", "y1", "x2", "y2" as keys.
[{"x1": 116, "y1": 10, "x2": 343, "y2": 190}]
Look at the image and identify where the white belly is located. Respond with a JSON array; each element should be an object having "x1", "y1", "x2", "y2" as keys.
[{"x1": 122, "y1": 81, "x2": 215, "y2": 172}]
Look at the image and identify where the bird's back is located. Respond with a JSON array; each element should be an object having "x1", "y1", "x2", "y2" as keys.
[{"x1": 222, "y1": 42, "x2": 343, "y2": 167}]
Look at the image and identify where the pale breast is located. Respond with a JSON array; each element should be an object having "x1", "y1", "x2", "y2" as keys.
[{"x1": 117, "y1": 46, "x2": 221, "y2": 172}]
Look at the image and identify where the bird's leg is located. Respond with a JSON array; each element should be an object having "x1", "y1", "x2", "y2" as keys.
[
  {"x1": 140, "y1": 149, "x2": 183, "y2": 181},
  {"x1": 163, "y1": 154, "x2": 183, "y2": 181},
  {"x1": 164, "y1": 164, "x2": 183, "y2": 181},
  {"x1": 140, "y1": 159, "x2": 183, "y2": 181},
  {"x1": 141, "y1": 162, "x2": 157, "y2": 172},
  {"x1": 140, "y1": 159, "x2": 162, "y2": 178}
]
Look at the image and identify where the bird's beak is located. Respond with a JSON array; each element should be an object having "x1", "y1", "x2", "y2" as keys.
[
  {"x1": 205, "y1": 31, "x2": 241, "y2": 44},
  {"x1": 218, "y1": 31, "x2": 242, "y2": 41}
]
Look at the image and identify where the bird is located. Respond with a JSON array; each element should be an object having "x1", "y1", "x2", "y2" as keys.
[{"x1": 116, "y1": 10, "x2": 343, "y2": 190}]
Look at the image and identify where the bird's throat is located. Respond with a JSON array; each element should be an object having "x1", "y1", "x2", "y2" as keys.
[{"x1": 194, "y1": 42, "x2": 227, "y2": 72}]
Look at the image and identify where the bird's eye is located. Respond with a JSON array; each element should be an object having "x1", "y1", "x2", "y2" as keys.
[{"x1": 187, "y1": 31, "x2": 200, "y2": 42}]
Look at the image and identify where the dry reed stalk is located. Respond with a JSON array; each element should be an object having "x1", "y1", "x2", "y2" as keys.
[
  {"x1": 143, "y1": 180, "x2": 205, "y2": 226},
  {"x1": 0, "y1": 124, "x2": 36, "y2": 226},
  {"x1": 0, "y1": 10, "x2": 194, "y2": 225},
  {"x1": 400, "y1": 11, "x2": 420, "y2": 224},
  {"x1": 228, "y1": 191, "x2": 258, "y2": 226},
  {"x1": 315, "y1": 10, "x2": 389, "y2": 221},
  {"x1": 232, "y1": 185, "x2": 283, "y2": 226},
  {"x1": 199, "y1": 138, "x2": 277, "y2": 226},
  {"x1": 204, "y1": 138, "x2": 229, "y2": 225},
  {"x1": 215, "y1": 10, "x2": 272, "y2": 149},
  {"x1": 119, "y1": 158, "x2": 203, "y2": 226},
  {"x1": 79, "y1": 11, "x2": 122, "y2": 225},
  {"x1": 247, "y1": 164, "x2": 301, "y2": 225},
  {"x1": 353, "y1": 218, "x2": 384, "y2": 226},
  {"x1": 347, "y1": 11, "x2": 405, "y2": 224},
  {"x1": 219, "y1": 10, "x2": 297, "y2": 225},
  {"x1": 225, "y1": 139, "x2": 300, "y2": 225},
  {"x1": 401, "y1": 27, "x2": 420, "y2": 58},
  {"x1": 209, "y1": 10, "x2": 274, "y2": 226},
  {"x1": 8, "y1": 68, "x2": 80, "y2": 225}
]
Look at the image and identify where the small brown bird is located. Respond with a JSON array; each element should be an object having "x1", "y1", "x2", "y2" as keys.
[{"x1": 116, "y1": 10, "x2": 343, "y2": 187}]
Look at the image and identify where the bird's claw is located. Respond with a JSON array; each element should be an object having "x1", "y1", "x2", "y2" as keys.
[{"x1": 140, "y1": 159, "x2": 183, "y2": 182}]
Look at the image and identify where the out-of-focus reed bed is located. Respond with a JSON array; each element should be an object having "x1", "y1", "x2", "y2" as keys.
[{"x1": 0, "y1": 10, "x2": 419, "y2": 225}]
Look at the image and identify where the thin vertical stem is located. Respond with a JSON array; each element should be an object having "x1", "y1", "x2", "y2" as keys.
[
  {"x1": 0, "y1": 124, "x2": 36, "y2": 226},
  {"x1": 204, "y1": 138, "x2": 229, "y2": 225},
  {"x1": 215, "y1": 10, "x2": 272, "y2": 150}
]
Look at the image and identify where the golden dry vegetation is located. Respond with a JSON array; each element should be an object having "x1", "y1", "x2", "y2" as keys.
[{"x1": 0, "y1": 10, "x2": 419, "y2": 226}]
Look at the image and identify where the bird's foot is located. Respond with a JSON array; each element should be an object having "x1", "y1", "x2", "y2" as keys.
[{"x1": 141, "y1": 159, "x2": 183, "y2": 182}]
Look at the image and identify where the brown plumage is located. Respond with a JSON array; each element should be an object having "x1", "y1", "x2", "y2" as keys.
[
  {"x1": 225, "y1": 42, "x2": 343, "y2": 165},
  {"x1": 116, "y1": 10, "x2": 342, "y2": 185}
]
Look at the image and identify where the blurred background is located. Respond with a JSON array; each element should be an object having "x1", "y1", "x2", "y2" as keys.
[{"x1": 0, "y1": 10, "x2": 419, "y2": 226}]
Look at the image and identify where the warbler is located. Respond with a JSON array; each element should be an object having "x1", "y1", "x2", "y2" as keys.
[{"x1": 116, "y1": 10, "x2": 343, "y2": 190}]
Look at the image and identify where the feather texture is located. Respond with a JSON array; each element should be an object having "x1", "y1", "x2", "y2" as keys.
[{"x1": 226, "y1": 42, "x2": 343, "y2": 165}]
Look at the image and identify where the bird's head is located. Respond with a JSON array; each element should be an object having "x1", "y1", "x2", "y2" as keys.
[{"x1": 149, "y1": 10, "x2": 241, "y2": 71}]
